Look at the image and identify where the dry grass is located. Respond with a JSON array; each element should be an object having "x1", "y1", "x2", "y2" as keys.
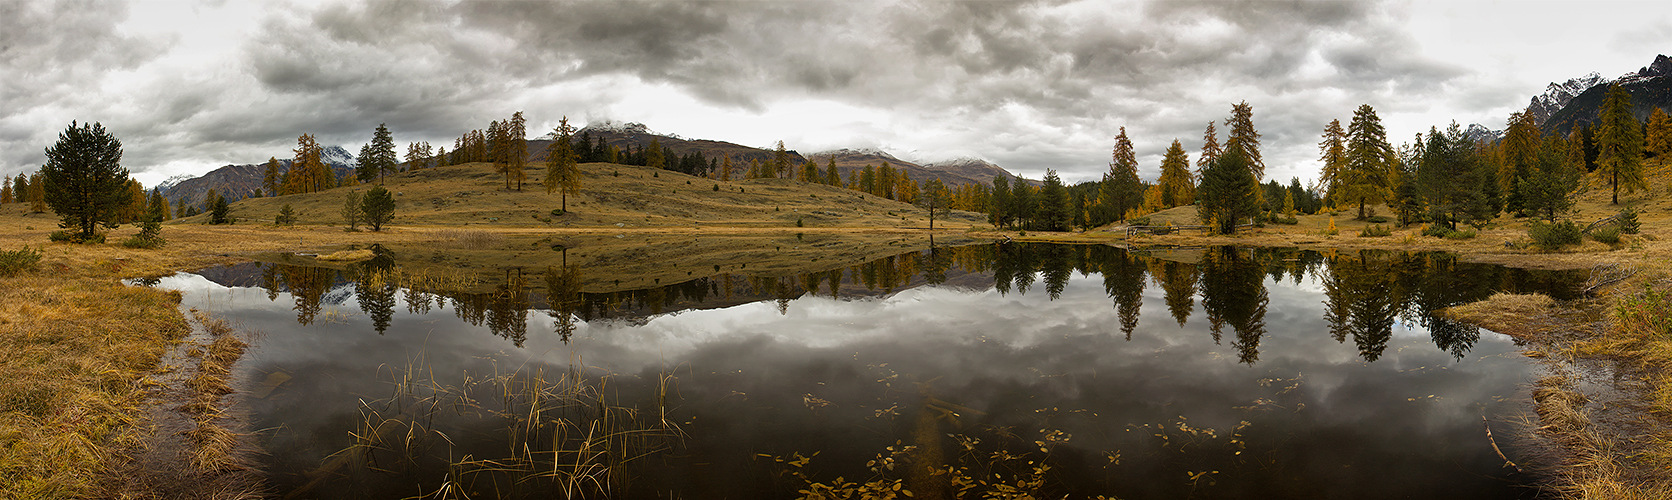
[
  {"x1": 315, "y1": 248, "x2": 375, "y2": 261},
  {"x1": 1440, "y1": 293, "x2": 1561, "y2": 338},
  {"x1": 436, "y1": 228, "x2": 503, "y2": 250}
]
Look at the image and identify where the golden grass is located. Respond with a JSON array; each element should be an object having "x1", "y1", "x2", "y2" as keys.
[
  {"x1": 315, "y1": 248, "x2": 375, "y2": 261},
  {"x1": 1440, "y1": 293, "x2": 1561, "y2": 338}
]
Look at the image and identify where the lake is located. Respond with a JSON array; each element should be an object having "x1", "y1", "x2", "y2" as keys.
[{"x1": 150, "y1": 242, "x2": 1580, "y2": 499}]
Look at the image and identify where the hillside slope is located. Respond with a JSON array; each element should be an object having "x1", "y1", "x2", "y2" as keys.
[{"x1": 191, "y1": 161, "x2": 987, "y2": 229}]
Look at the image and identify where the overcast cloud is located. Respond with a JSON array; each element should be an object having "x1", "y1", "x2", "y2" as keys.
[{"x1": 2, "y1": 0, "x2": 1669, "y2": 187}]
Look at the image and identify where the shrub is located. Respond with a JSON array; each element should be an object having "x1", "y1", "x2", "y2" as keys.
[
  {"x1": 0, "y1": 246, "x2": 43, "y2": 277},
  {"x1": 275, "y1": 204, "x2": 297, "y2": 226},
  {"x1": 1358, "y1": 224, "x2": 1392, "y2": 237},
  {"x1": 121, "y1": 220, "x2": 166, "y2": 249},
  {"x1": 1617, "y1": 208, "x2": 1641, "y2": 234},
  {"x1": 1322, "y1": 217, "x2": 1339, "y2": 236},
  {"x1": 1365, "y1": 215, "x2": 1391, "y2": 224},
  {"x1": 49, "y1": 230, "x2": 104, "y2": 244},
  {"x1": 1591, "y1": 225, "x2": 1622, "y2": 244},
  {"x1": 1444, "y1": 229, "x2": 1476, "y2": 240},
  {"x1": 795, "y1": 217, "x2": 804, "y2": 227},
  {"x1": 550, "y1": 208, "x2": 565, "y2": 217},
  {"x1": 1421, "y1": 224, "x2": 1453, "y2": 238},
  {"x1": 1272, "y1": 215, "x2": 1299, "y2": 225},
  {"x1": 1127, "y1": 216, "x2": 1152, "y2": 227},
  {"x1": 1615, "y1": 286, "x2": 1672, "y2": 340},
  {"x1": 1528, "y1": 219, "x2": 1582, "y2": 250}
]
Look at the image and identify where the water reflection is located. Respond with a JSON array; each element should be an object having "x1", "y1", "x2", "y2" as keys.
[{"x1": 232, "y1": 243, "x2": 1578, "y2": 365}]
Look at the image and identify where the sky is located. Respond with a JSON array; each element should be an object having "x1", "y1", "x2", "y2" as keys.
[{"x1": 2, "y1": 0, "x2": 1670, "y2": 188}]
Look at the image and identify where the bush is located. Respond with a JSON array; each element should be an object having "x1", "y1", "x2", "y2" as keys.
[
  {"x1": 275, "y1": 204, "x2": 297, "y2": 226},
  {"x1": 1528, "y1": 219, "x2": 1583, "y2": 250},
  {"x1": 1271, "y1": 215, "x2": 1299, "y2": 225},
  {"x1": 1322, "y1": 217, "x2": 1339, "y2": 236},
  {"x1": 0, "y1": 246, "x2": 43, "y2": 277},
  {"x1": 1358, "y1": 224, "x2": 1392, "y2": 237},
  {"x1": 795, "y1": 217, "x2": 804, "y2": 227},
  {"x1": 1365, "y1": 215, "x2": 1391, "y2": 224},
  {"x1": 49, "y1": 230, "x2": 104, "y2": 244},
  {"x1": 550, "y1": 208, "x2": 565, "y2": 217},
  {"x1": 1127, "y1": 216, "x2": 1152, "y2": 227},
  {"x1": 1617, "y1": 208, "x2": 1641, "y2": 234},
  {"x1": 121, "y1": 220, "x2": 166, "y2": 249},
  {"x1": 1421, "y1": 224, "x2": 1453, "y2": 238},
  {"x1": 1591, "y1": 225, "x2": 1621, "y2": 244}
]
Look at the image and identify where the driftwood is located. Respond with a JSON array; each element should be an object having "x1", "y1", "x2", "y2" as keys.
[
  {"x1": 1583, "y1": 263, "x2": 1637, "y2": 296},
  {"x1": 1483, "y1": 415, "x2": 1523, "y2": 474},
  {"x1": 1582, "y1": 214, "x2": 1622, "y2": 235}
]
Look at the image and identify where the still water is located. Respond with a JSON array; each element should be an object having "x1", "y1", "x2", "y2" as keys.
[{"x1": 153, "y1": 243, "x2": 1580, "y2": 499}]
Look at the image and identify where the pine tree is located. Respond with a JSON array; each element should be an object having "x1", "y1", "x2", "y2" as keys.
[
  {"x1": 1340, "y1": 104, "x2": 1396, "y2": 220},
  {"x1": 508, "y1": 111, "x2": 528, "y2": 190},
  {"x1": 1497, "y1": 111, "x2": 1541, "y2": 214},
  {"x1": 1197, "y1": 147, "x2": 1259, "y2": 234},
  {"x1": 1597, "y1": 83, "x2": 1646, "y2": 204},
  {"x1": 799, "y1": 159, "x2": 817, "y2": 182},
  {"x1": 1519, "y1": 136, "x2": 1582, "y2": 221},
  {"x1": 1317, "y1": 119, "x2": 1347, "y2": 203},
  {"x1": 1156, "y1": 139, "x2": 1194, "y2": 207},
  {"x1": 1225, "y1": 101, "x2": 1264, "y2": 180},
  {"x1": 361, "y1": 186, "x2": 395, "y2": 231},
  {"x1": 370, "y1": 123, "x2": 399, "y2": 185},
  {"x1": 990, "y1": 176, "x2": 1012, "y2": 228},
  {"x1": 918, "y1": 178, "x2": 951, "y2": 230},
  {"x1": 356, "y1": 143, "x2": 377, "y2": 186},
  {"x1": 41, "y1": 121, "x2": 131, "y2": 241},
  {"x1": 342, "y1": 189, "x2": 362, "y2": 230},
  {"x1": 1648, "y1": 107, "x2": 1672, "y2": 159},
  {"x1": 1099, "y1": 127, "x2": 1142, "y2": 224},
  {"x1": 1, "y1": 176, "x2": 11, "y2": 204},
  {"x1": 544, "y1": 116, "x2": 581, "y2": 213}
]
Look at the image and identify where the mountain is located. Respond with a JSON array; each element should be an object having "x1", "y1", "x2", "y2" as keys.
[
  {"x1": 805, "y1": 148, "x2": 1032, "y2": 188},
  {"x1": 1528, "y1": 72, "x2": 1608, "y2": 126},
  {"x1": 1544, "y1": 54, "x2": 1672, "y2": 136},
  {"x1": 565, "y1": 121, "x2": 806, "y2": 169},
  {"x1": 1462, "y1": 123, "x2": 1503, "y2": 144},
  {"x1": 157, "y1": 145, "x2": 356, "y2": 209}
]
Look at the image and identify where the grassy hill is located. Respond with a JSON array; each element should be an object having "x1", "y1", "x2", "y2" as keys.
[{"x1": 190, "y1": 160, "x2": 988, "y2": 229}]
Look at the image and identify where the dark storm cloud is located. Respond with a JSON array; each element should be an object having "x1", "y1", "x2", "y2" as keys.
[{"x1": 0, "y1": 0, "x2": 1494, "y2": 184}]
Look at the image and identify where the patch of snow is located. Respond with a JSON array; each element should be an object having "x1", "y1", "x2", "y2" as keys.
[
  {"x1": 154, "y1": 173, "x2": 198, "y2": 193},
  {"x1": 320, "y1": 145, "x2": 356, "y2": 167}
]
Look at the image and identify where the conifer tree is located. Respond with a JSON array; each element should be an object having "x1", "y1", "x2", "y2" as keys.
[
  {"x1": 1010, "y1": 180, "x2": 1036, "y2": 229},
  {"x1": 918, "y1": 178, "x2": 951, "y2": 230},
  {"x1": 645, "y1": 137, "x2": 665, "y2": 170},
  {"x1": 1519, "y1": 136, "x2": 1582, "y2": 221},
  {"x1": 1099, "y1": 127, "x2": 1142, "y2": 224},
  {"x1": 13, "y1": 175, "x2": 26, "y2": 205},
  {"x1": 544, "y1": 116, "x2": 581, "y2": 212},
  {"x1": 361, "y1": 186, "x2": 395, "y2": 231},
  {"x1": 824, "y1": 157, "x2": 839, "y2": 185},
  {"x1": 1224, "y1": 101, "x2": 1264, "y2": 179},
  {"x1": 287, "y1": 134, "x2": 328, "y2": 195},
  {"x1": 1197, "y1": 147, "x2": 1259, "y2": 234},
  {"x1": 1498, "y1": 111, "x2": 1541, "y2": 214},
  {"x1": 990, "y1": 176, "x2": 1012, "y2": 228},
  {"x1": 1340, "y1": 104, "x2": 1396, "y2": 220},
  {"x1": 210, "y1": 192, "x2": 231, "y2": 225},
  {"x1": 1, "y1": 175, "x2": 11, "y2": 204},
  {"x1": 1198, "y1": 121, "x2": 1221, "y2": 174},
  {"x1": 27, "y1": 173, "x2": 46, "y2": 213},
  {"x1": 859, "y1": 165, "x2": 876, "y2": 194},
  {"x1": 508, "y1": 112, "x2": 528, "y2": 190},
  {"x1": 263, "y1": 157, "x2": 281, "y2": 196},
  {"x1": 356, "y1": 143, "x2": 377, "y2": 185},
  {"x1": 1597, "y1": 83, "x2": 1646, "y2": 204},
  {"x1": 41, "y1": 121, "x2": 131, "y2": 241},
  {"x1": 434, "y1": 146, "x2": 447, "y2": 168},
  {"x1": 1646, "y1": 107, "x2": 1672, "y2": 159},
  {"x1": 1156, "y1": 139, "x2": 1194, "y2": 207},
  {"x1": 719, "y1": 156, "x2": 733, "y2": 181},
  {"x1": 773, "y1": 140, "x2": 791, "y2": 178},
  {"x1": 342, "y1": 189, "x2": 362, "y2": 230},
  {"x1": 369, "y1": 123, "x2": 399, "y2": 184},
  {"x1": 1317, "y1": 119, "x2": 1347, "y2": 203}
]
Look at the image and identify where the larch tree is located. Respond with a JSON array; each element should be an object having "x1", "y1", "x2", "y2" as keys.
[
  {"x1": 824, "y1": 157, "x2": 839, "y2": 185},
  {"x1": 263, "y1": 157, "x2": 281, "y2": 196},
  {"x1": 1196, "y1": 147, "x2": 1259, "y2": 234},
  {"x1": 290, "y1": 134, "x2": 330, "y2": 195},
  {"x1": 773, "y1": 140, "x2": 791, "y2": 178},
  {"x1": 1596, "y1": 83, "x2": 1645, "y2": 204},
  {"x1": 489, "y1": 120, "x2": 511, "y2": 188},
  {"x1": 544, "y1": 116, "x2": 581, "y2": 213},
  {"x1": 508, "y1": 112, "x2": 528, "y2": 190},
  {"x1": 646, "y1": 137, "x2": 665, "y2": 170},
  {"x1": 1339, "y1": 104, "x2": 1397, "y2": 220},
  {"x1": 1156, "y1": 139, "x2": 1195, "y2": 208},
  {"x1": 919, "y1": 178, "x2": 951, "y2": 230},
  {"x1": 1, "y1": 176, "x2": 11, "y2": 204},
  {"x1": 1646, "y1": 107, "x2": 1672, "y2": 159},
  {"x1": 1224, "y1": 101, "x2": 1264, "y2": 180},
  {"x1": 719, "y1": 156, "x2": 733, "y2": 181},
  {"x1": 42, "y1": 121, "x2": 131, "y2": 241},
  {"x1": 1198, "y1": 121, "x2": 1221, "y2": 176},
  {"x1": 1316, "y1": 119, "x2": 1347, "y2": 205}
]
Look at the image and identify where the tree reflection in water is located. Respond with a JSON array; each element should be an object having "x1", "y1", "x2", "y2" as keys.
[{"x1": 246, "y1": 243, "x2": 1576, "y2": 363}]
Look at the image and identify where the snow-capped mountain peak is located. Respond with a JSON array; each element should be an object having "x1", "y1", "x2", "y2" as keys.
[
  {"x1": 1528, "y1": 72, "x2": 1608, "y2": 126},
  {"x1": 154, "y1": 173, "x2": 198, "y2": 192},
  {"x1": 320, "y1": 145, "x2": 356, "y2": 167}
]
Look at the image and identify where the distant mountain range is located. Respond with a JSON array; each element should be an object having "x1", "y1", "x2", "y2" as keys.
[
  {"x1": 155, "y1": 146, "x2": 356, "y2": 209},
  {"x1": 1543, "y1": 54, "x2": 1672, "y2": 135}
]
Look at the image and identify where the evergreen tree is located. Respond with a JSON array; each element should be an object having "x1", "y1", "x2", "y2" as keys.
[
  {"x1": 146, "y1": 189, "x2": 169, "y2": 221},
  {"x1": 1225, "y1": 101, "x2": 1264, "y2": 180},
  {"x1": 824, "y1": 157, "x2": 840, "y2": 185},
  {"x1": 1099, "y1": 127, "x2": 1142, "y2": 224},
  {"x1": 1010, "y1": 181, "x2": 1036, "y2": 229},
  {"x1": 1071, "y1": 189, "x2": 1089, "y2": 230},
  {"x1": 275, "y1": 204, "x2": 297, "y2": 226},
  {"x1": 1647, "y1": 107, "x2": 1672, "y2": 159},
  {"x1": 341, "y1": 189, "x2": 362, "y2": 230},
  {"x1": 1419, "y1": 123, "x2": 1496, "y2": 229},
  {"x1": 2, "y1": 175, "x2": 12, "y2": 204},
  {"x1": 1518, "y1": 136, "x2": 1582, "y2": 221},
  {"x1": 356, "y1": 143, "x2": 377, "y2": 185},
  {"x1": 41, "y1": 121, "x2": 131, "y2": 241},
  {"x1": 1196, "y1": 147, "x2": 1259, "y2": 234},
  {"x1": 209, "y1": 191, "x2": 231, "y2": 224},
  {"x1": 1317, "y1": 119, "x2": 1347, "y2": 204},
  {"x1": 508, "y1": 111, "x2": 528, "y2": 190},
  {"x1": 1156, "y1": 139, "x2": 1194, "y2": 207},
  {"x1": 859, "y1": 165, "x2": 876, "y2": 194},
  {"x1": 361, "y1": 186, "x2": 395, "y2": 231},
  {"x1": 263, "y1": 157, "x2": 281, "y2": 196},
  {"x1": 918, "y1": 178, "x2": 951, "y2": 230},
  {"x1": 27, "y1": 173, "x2": 46, "y2": 213},
  {"x1": 990, "y1": 176, "x2": 1012, "y2": 228},
  {"x1": 646, "y1": 137, "x2": 665, "y2": 170},
  {"x1": 1036, "y1": 169, "x2": 1070, "y2": 231},
  {"x1": 1498, "y1": 111, "x2": 1541, "y2": 213},
  {"x1": 800, "y1": 159, "x2": 818, "y2": 182},
  {"x1": 1596, "y1": 83, "x2": 1646, "y2": 204},
  {"x1": 544, "y1": 117, "x2": 581, "y2": 212},
  {"x1": 369, "y1": 123, "x2": 399, "y2": 185},
  {"x1": 1340, "y1": 104, "x2": 1396, "y2": 220}
]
